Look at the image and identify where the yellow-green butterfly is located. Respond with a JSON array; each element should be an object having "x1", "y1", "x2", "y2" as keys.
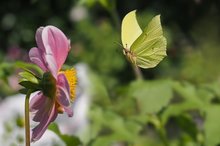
[{"x1": 121, "y1": 10, "x2": 167, "y2": 69}]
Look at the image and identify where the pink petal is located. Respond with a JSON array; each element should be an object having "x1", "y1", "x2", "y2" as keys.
[
  {"x1": 56, "y1": 73, "x2": 71, "y2": 107},
  {"x1": 30, "y1": 92, "x2": 46, "y2": 112},
  {"x1": 29, "y1": 47, "x2": 47, "y2": 71},
  {"x1": 35, "y1": 27, "x2": 45, "y2": 51},
  {"x1": 64, "y1": 106, "x2": 73, "y2": 117},
  {"x1": 57, "y1": 86, "x2": 70, "y2": 107},
  {"x1": 32, "y1": 26, "x2": 58, "y2": 76},
  {"x1": 31, "y1": 103, "x2": 58, "y2": 142},
  {"x1": 32, "y1": 98, "x2": 54, "y2": 122},
  {"x1": 44, "y1": 53, "x2": 58, "y2": 78},
  {"x1": 42, "y1": 26, "x2": 70, "y2": 71},
  {"x1": 30, "y1": 26, "x2": 70, "y2": 77},
  {"x1": 57, "y1": 73, "x2": 70, "y2": 93}
]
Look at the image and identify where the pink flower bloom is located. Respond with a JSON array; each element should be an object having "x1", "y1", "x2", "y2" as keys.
[{"x1": 29, "y1": 26, "x2": 76, "y2": 142}]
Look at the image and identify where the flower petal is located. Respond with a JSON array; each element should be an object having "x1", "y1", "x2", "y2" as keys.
[
  {"x1": 64, "y1": 106, "x2": 73, "y2": 117},
  {"x1": 31, "y1": 26, "x2": 59, "y2": 76},
  {"x1": 31, "y1": 103, "x2": 58, "y2": 142},
  {"x1": 30, "y1": 26, "x2": 69, "y2": 77},
  {"x1": 57, "y1": 86, "x2": 70, "y2": 107},
  {"x1": 32, "y1": 98, "x2": 53, "y2": 122},
  {"x1": 44, "y1": 53, "x2": 58, "y2": 78},
  {"x1": 35, "y1": 27, "x2": 45, "y2": 51},
  {"x1": 30, "y1": 92, "x2": 55, "y2": 123},
  {"x1": 29, "y1": 47, "x2": 47, "y2": 71},
  {"x1": 30, "y1": 92, "x2": 46, "y2": 112},
  {"x1": 42, "y1": 26, "x2": 70, "y2": 70},
  {"x1": 56, "y1": 73, "x2": 71, "y2": 107}
]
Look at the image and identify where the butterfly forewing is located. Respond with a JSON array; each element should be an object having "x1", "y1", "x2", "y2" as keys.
[
  {"x1": 130, "y1": 15, "x2": 167, "y2": 68},
  {"x1": 121, "y1": 10, "x2": 142, "y2": 50}
]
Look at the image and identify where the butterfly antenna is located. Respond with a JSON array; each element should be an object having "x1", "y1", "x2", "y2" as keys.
[
  {"x1": 113, "y1": 41, "x2": 125, "y2": 54},
  {"x1": 113, "y1": 41, "x2": 124, "y2": 48}
]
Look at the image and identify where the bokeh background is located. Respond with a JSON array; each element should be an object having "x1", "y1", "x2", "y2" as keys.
[{"x1": 1, "y1": 0, "x2": 220, "y2": 146}]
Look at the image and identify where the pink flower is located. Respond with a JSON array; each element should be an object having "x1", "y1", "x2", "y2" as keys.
[{"x1": 29, "y1": 26, "x2": 77, "y2": 142}]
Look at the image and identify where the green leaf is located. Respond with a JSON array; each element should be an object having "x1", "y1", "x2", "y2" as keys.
[
  {"x1": 161, "y1": 102, "x2": 202, "y2": 125},
  {"x1": 79, "y1": 0, "x2": 115, "y2": 10},
  {"x1": 78, "y1": 0, "x2": 97, "y2": 7},
  {"x1": 87, "y1": 106, "x2": 104, "y2": 142},
  {"x1": 91, "y1": 135, "x2": 117, "y2": 146},
  {"x1": 161, "y1": 81, "x2": 206, "y2": 124},
  {"x1": 204, "y1": 105, "x2": 220, "y2": 146},
  {"x1": 102, "y1": 111, "x2": 142, "y2": 140},
  {"x1": 60, "y1": 134, "x2": 81, "y2": 146},
  {"x1": 204, "y1": 81, "x2": 220, "y2": 100},
  {"x1": 197, "y1": 87, "x2": 214, "y2": 104},
  {"x1": 0, "y1": 62, "x2": 14, "y2": 83},
  {"x1": 129, "y1": 113, "x2": 149, "y2": 124},
  {"x1": 48, "y1": 123, "x2": 81, "y2": 146},
  {"x1": 99, "y1": 0, "x2": 116, "y2": 11},
  {"x1": 128, "y1": 79, "x2": 172, "y2": 114},
  {"x1": 48, "y1": 123, "x2": 60, "y2": 134},
  {"x1": 89, "y1": 105, "x2": 142, "y2": 145},
  {"x1": 172, "y1": 81, "x2": 204, "y2": 105},
  {"x1": 175, "y1": 115, "x2": 198, "y2": 141},
  {"x1": 89, "y1": 71, "x2": 111, "y2": 105}
]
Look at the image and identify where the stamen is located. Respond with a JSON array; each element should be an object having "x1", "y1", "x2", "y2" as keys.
[{"x1": 60, "y1": 68, "x2": 77, "y2": 102}]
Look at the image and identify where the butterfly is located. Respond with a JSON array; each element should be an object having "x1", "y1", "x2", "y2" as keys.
[{"x1": 121, "y1": 10, "x2": 167, "y2": 69}]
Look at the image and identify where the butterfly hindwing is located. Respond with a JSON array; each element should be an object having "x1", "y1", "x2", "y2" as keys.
[{"x1": 130, "y1": 15, "x2": 167, "y2": 68}]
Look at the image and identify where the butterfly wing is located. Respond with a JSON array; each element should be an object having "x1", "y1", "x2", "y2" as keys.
[
  {"x1": 130, "y1": 15, "x2": 167, "y2": 68},
  {"x1": 121, "y1": 10, "x2": 142, "y2": 50}
]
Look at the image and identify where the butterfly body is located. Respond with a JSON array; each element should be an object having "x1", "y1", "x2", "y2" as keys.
[
  {"x1": 122, "y1": 46, "x2": 136, "y2": 64},
  {"x1": 121, "y1": 10, "x2": 167, "y2": 69}
]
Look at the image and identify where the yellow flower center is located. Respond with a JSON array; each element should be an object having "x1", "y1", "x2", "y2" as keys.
[{"x1": 60, "y1": 68, "x2": 77, "y2": 102}]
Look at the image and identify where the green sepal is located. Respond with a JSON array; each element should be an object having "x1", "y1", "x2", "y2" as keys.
[
  {"x1": 19, "y1": 88, "x2": 38, "y2": 94},
  {"x1": 19, "y1": 81, "x2": 40, "y2": 90},
  {"x1": 19, "y1": 71, "x2": 39, "y2": 84},
  {"x1": 19, "y1": 88, "x2": 29, "y2": 94},
  {"x1": 15, "y1": 61, "x2": 43, "y2": 78},
  {"x1": 41, "y1": 72, "x2": 56, "y2": 99},
  {"x1": 19, "y1": 70, "x2": 41, "y2": 91}
]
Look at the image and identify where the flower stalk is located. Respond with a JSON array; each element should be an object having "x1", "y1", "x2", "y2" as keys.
[
  {"x1": 132, "y1": 63, "x2": 143, "y2": 80},
  {"x1": 25, "y1": 90, "x2": 32, "y2": 146}
]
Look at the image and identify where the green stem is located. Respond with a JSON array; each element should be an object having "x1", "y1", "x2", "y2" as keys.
[
  {"x1": 149, "y1": 114, "x2": 168, "y2": 146},
  {"x1": 25, "y1": 90, "x2": 32, "y2": 146},
  {"x1": 110, "y1": 8, "x2": 120, "y2": 30},
  {"x1": 108, "y1": 0, "x2": 120, "y2": 31},
  {"x1": 132, "y1": 64, "x2": 143, "y2": 80},
  {"x1": 158, "y1": 126, "x2": 169, "y2": 146}
]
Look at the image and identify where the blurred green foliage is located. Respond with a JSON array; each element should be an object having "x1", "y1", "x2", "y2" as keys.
[
  {"x1": 49, "y1": 123, "x2": 81, "y2": 146},
  {"x1": 1, "y1": 0, "x2": 220, "y2": 146}
]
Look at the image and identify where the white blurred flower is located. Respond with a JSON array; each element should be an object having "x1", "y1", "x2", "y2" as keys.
[{"x1": 69, "y1": 5, "x2": 88, "y2": 22}]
